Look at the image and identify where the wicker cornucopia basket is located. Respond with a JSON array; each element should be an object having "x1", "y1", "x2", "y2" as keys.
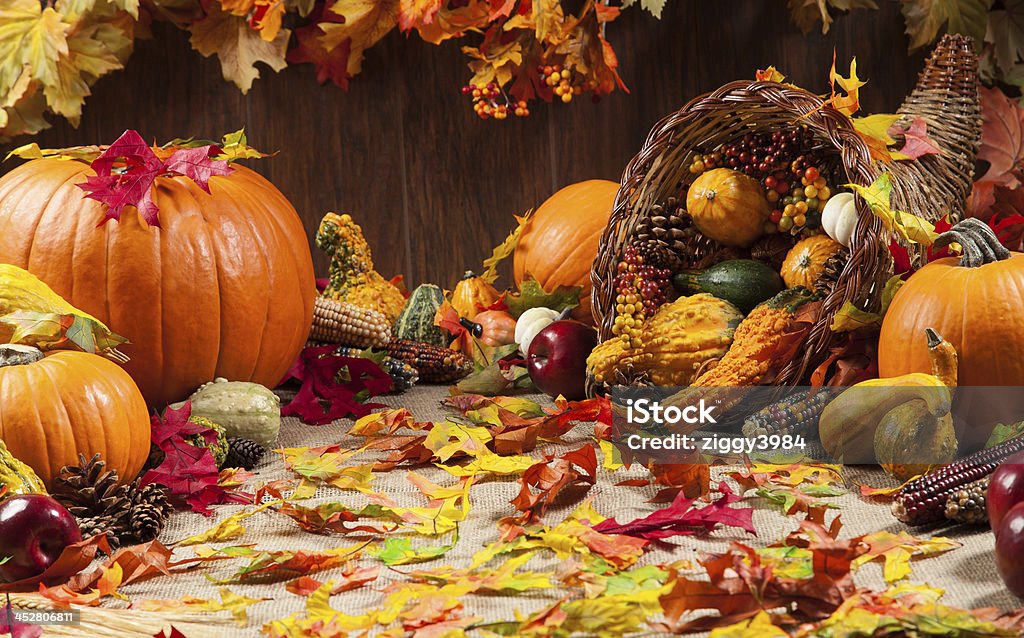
[{"x1": 590, "y1": 34, "x2": 981, "y2": 389}]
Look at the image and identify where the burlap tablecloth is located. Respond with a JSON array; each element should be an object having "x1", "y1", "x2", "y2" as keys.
[{"x1": 115, "y1": 386, "x2": 1020, "y2": 636}]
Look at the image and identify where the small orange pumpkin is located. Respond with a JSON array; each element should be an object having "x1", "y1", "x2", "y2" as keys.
[
  {"x1": 473, "y1": 310, "x2": 516, "y2": 347},
  {"x1": 685, "y1": 168, "x2": 769, "y2": 248},
  {"x1": 451, "y1": 271, "x2": 501, "y2": 318},
  {"x1": 513, "y1": 180, "x2": 619, "y2": 325},
  {"x1": 0, "y1": 345, "x2": 150, "y2": 487},
  {"x1": 780, "y1": 235, "x2": 843, "y2": 289}
]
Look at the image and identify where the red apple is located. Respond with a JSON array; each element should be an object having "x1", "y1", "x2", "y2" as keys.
[
  {"x1": 989, "y1": 452, "x2": 1024, "y2": 533},
  {"x1": 0, "y1": 495, "x2": 81, "y2": 582},
  {"x1": 527, "y1": 320, "x2": 597, "y2": 401},
  {"x1": 997, "y1": 501, "x2": 1024, "y2": 597}
]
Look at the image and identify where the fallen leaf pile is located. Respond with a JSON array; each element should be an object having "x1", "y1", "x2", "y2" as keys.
[{"x1": 9, "y1": 389, "x2": 1022, "y2": 637}]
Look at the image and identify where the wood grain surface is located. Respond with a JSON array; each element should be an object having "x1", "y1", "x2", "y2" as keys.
[{"x1": 1, "y1": 1, "x2": 925, "y2": 289}]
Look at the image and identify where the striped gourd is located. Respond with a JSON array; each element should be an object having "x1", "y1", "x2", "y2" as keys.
[{"x1": 393, "y1": 284, "x2": 448, "y2": 347}]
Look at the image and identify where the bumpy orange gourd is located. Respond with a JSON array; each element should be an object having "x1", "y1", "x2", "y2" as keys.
[
  {"x1": 685, "y1": 168, "x2": 769, "y2": 248},
  {"x1": 0, "y1": 347, "x2": 150, "y2": 487},
  {"x1": 780, "y1": 235, "x2": 843, "y2": 289},
  {"x1": 0, "y1": 158, "x2": 316, "y2": 408},
  {"x1": 513, "y1": 180, "x2": 618, "y2": 325},
  {"x1": 451, "y1": 271, "x2": 501, "y2": 318}
]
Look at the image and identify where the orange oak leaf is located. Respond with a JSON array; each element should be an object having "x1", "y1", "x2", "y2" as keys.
[
  {"x1": 319, "y1": 0, "x2": 400, "y2": 77},
  {"x1": 511, "y1": 444, "x2": 598, "y2": 521}
]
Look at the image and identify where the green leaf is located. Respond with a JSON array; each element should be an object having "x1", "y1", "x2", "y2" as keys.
[
  {"x1": 370, "y1": 537, "x2": 455, "y2": 566},
  {"x1": 504, "y1": 277, "x2": 580, "y2": 318},
  {"x1": 900, "y1": 0, "x2": 992, "y2": 51},
  {"x1": 986, "y1": 421, "x2": 1024, "y2": 448}
]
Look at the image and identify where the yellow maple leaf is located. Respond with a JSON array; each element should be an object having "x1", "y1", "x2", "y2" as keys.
[
  {"x1": 852, "y1": 530, "x2": 960, "y2": 583},
  {"x1": 829, "y1": 55, "x2": 865, "y2": 117},
  {"x1": 136, "y1": 588, "x2": 268, "y2": 626},
  {"x1": 846, "y1": 174, "x2": 938, "y2": 246},
  {"x1": 853, "y1": 113, "x2": 901, "y2": 163},
  {"x1": 320, "y1": 0, "x2": 399, "y2": 77},
  {"x1": 189, "y1": 2, "x2": 289, "y2": 94},
  {"x1": 0, "y1": 1, "x2": 69, "y2": 98},
  {"x1": 463, "y1": 38, "x2": 523, "y2": 88},
  {"x1": 424, "y1": 420, "x2": 493, "y2": 461},
  {"x1": 176, "y1": 500, "x2": 280, "y2": 547},
  {"x1": 44, "y1": 19, "x2": 130, "y2": 124},
  {"x1": 57, "y1": 0, "x2": 140, "y2": 20},
  {"x1": 755, "y1": 65, "x2": 785, "y2": 82}
]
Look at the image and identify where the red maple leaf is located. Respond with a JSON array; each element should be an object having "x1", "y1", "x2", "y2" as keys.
[
  {"x1": 141, "y1": 401, "x2": 230, "y2": 516},
  {"x1": 287, "y1": 4, "x2": 349, "y2": 89},
  {"x1": 0, "y1": 601, "x2": 41, "y2": 638},
  {"x1": 79, "y1": 130, "x2": 234, "y2": 227},
  {"x1": 511, "y1": 444, "x2": 597, "y2": 521},
  {"x1": 162, "y1": 145, "x2": 232, "y2": 192},
  {"x1": 593, "y1": 481, "x2": 755, "y2": 540},
  {"x1": 281, "y1": 345, "x2": 391, "y2": 425}
]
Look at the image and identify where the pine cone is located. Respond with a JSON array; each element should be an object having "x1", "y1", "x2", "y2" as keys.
[
  {"x1": 633, "y1": 198, "x2": 698, "y2": 266},
  {"x1": 125, "y1": 480, "x2": 172, "y2": 543},
  {"x1": 751, "y1": 234, "x2": 796, "y2": 271},
  {"x1": 225, "y1": 438, "x2": 267, "y2": 471},
  {"x1": 814, "y1": 247, "x2": 850, "y2": 298},
  {"x1": 51, "y1": 454, "x2": 130, "y2": 520},
  {"x1": 77, "y1": 516, "x2": 120, "y2": 549}
]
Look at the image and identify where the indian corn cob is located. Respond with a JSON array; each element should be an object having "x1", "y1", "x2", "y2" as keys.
[
  {"x1": 892, "y1": 433, "x2": 1024, "y2": 525},
  {"x1": 944, "y1": 476, "x2": 989, "y2": 526},
  {"x1": 334, "y1": 346, "x2": 419, "y2": 393},
  {"x1": 384, "y1": 339, "x2": 472, "y2": 384},
  {"x1": 310, "y1": 296, "x2": 392, "y2": 348},
  {"x1": 316, "y1": 213, "x2": 406, "y2": 322},
  {"x1": 741, "y1": 388, "x2": 837, "y2": 439}
]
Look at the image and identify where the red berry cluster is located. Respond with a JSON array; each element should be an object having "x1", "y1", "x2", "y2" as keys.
[
  {"x1": 461, "y1": 82, "x2": 529, "y2": 120},
  {"x1": 612, "y1": 245, "x2": 671, "y2": 347},
  {"x1": 691, "y1": 127, "x2": 836, "y2": 236}
]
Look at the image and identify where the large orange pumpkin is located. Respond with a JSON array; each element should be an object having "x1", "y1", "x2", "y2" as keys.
[
  {"x1": 0, "y1": 158, "x2": 316, "y2": 408},
  {"x1": 879, "y1": 219, "x2": 1024, "y2": 448},
  {"x1": 0, "y1": 346, "x2": 150, "y2": 487},
  {"x1": 513, "y1": 180, "x2": 618, "y2": 325}
]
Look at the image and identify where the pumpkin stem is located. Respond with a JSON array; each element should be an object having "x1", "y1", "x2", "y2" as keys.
[
  {"x1": 933, "y1": 218, "x2": 1011, "y2": 267},
  {"x1": 704, "y1": 189, "x2": 716, "y2": 201},
  {"x1": 0, "y1": 344, "x2": 44, "y2": 368},
  {"x1": 461, "y1": 270, "x2": 478, "y2": 280}
]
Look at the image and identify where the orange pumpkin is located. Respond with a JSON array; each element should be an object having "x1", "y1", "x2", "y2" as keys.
[
  {"x1": 0, "y1": 346, "x2": 150, "y2": 487},
  {"x1": 0, "y1": 158, "x2": 316, "y2": 408},
  {"x1": 473, "y1": 310, "x2": 516, "y2": 347},
  {"x1": 513, "y1": 180, "x2": 618, "y2": 325},
  {"x1": 685, "y1": 168, "x2": 769, "y2": 247},
  {"x1": 879, "y1": 219, "x2": 1024, "y2": 448},
  {"x1": 780, "y1": 235, "x2": 843, "y2": 289}
]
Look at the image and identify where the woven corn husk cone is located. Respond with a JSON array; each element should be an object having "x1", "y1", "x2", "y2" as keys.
[{"x1": 879, "y1": 33, "x2": 982, "y2": 264}]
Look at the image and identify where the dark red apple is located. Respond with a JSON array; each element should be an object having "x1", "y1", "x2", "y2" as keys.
[
  {"x1": 527, "y1": 320, "x2": 597, "y2": 401},
  {"x1": 997, "y1": 501, "x2": 1024, "y2": 597},
  {"x1": 0, "y1": 495, "x2": 81, "y2": 582},
  {"x1": 989, "y1": 452, "x2": 1024, "y2": 533}
]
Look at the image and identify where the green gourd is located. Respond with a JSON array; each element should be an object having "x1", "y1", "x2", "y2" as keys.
[
  {"x1": 671, "y1": 259, "x2": 785, "y2": 314},
  {"x1": 393, "y1": 284, "x2": 448, "y2": 346},
  {"x1": 186, "y1": 379, "x2": 281, "y2": 448}
]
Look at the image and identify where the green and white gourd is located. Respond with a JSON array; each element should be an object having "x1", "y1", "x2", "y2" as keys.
[
  {"x1": 393, "y1": 284, "x2": 448, "y2": 347},
  {"x1": 186, "y1": 379, "x2": 281, "y2": 448}
]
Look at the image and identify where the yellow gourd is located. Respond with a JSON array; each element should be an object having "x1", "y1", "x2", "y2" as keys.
[
  {"x1": 820, "y1": 328, "x2": 957, "y2": 463},
  {"x1": 587, "y1": 293, "x2": 743, "y2": 386},
  {"x1": 0, "y1": 439, "x2": 46, "y2": 498},
  {"x1": 450, "y1": 271, "x2": 501, "y2": 318}
]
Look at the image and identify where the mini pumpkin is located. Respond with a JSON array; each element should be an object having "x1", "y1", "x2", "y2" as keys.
[
  {"x1": 473, "y1": 310, "x2": 516, "y2": 347},
  {"x1": 685, "y1": 168, "x2": 769, "y2": 248},
  {"x1": 0, "y1": 344, "x2": 150, "y2": 488},
  {"x1": 780, "y1": 235, "x2": 843, "y2": 289}
]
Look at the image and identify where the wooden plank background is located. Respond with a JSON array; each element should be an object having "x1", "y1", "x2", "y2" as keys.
[{"x1": 2, "y1": 1, "x2": 926, "y2": 289}]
